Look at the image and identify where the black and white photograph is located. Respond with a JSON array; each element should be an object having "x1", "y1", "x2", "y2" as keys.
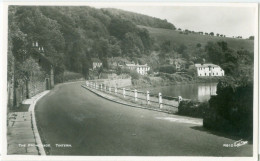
[{"x1": 1, "y1": 2, "x2": 259, "y2": 161}]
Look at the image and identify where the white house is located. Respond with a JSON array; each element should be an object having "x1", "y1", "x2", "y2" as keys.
[
  {"x1": 125, "y1": 63, "x2": 150, "y2": 75},
  {"x1": 92, "y1": 58, "x2": 102, "y2": 69},
  {"x1": 195, "y1": 63, "x2": 224, "y2": 76}
]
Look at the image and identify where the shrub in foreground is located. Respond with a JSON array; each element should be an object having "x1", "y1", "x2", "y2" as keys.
[
  {"x1": 203, "y1": 80, "x2": 253, "y2": 139},
  {"x1": 178, "y1": 100, "x2": 208, "y2": 118}
]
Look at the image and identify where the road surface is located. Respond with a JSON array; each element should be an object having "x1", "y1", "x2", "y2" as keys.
[{"x1": 35, "y1": 82, "x2": 252, "y2": 156}]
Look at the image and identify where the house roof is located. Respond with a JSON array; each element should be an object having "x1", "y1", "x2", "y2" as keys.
[{"x1": 195, "y1": 63, "x2": 220, "y2": 68}]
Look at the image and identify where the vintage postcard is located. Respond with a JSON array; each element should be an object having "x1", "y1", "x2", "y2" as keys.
[{"x1": 0, "y1": 2, "x2": 259, "y2": 161}]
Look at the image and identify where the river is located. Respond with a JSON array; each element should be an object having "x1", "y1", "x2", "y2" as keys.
[{"x1": 140, "y1": 83, "x2": 218, "y2": 102}]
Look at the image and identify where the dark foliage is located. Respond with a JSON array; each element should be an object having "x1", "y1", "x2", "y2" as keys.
[
  {"x1": 205, "y1": 41, "x2": 253, "y2": 77},
  {"x1": 9, "y1": 6, "x2": 163, "y2": 79},
  {"x1": 178, "y1": 101, "x2": 208, "y2": 118},
  {"x1": 203, "y1": 80, "x2": 253, "y2": 139},
  {"x1": 158, "y1": 65, "x2": 176, "y2": 74},
  {"x1": 103, "y1": 8, "x2": 176, "y2": 30}
]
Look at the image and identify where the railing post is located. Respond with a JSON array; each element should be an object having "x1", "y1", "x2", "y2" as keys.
[
  {"x1": 86, "y1": 81, "x2": 88, "y2": 86},
  {"x1": 147, "y1": 91, "x2": 150, "y2": 105},
  {"x1": 109, "y1": 86, "x2": 111, "y2": 93},
  {"x1": 159, "y1": 92, "x2": 163, "y2": 109},
  {"x1": 100, "y1": 84, "x2": 103, "y2": 91},
  {"x1": 123, "y1": 88, "x2": 126, "y2": 98},
  {"x1": 134, "y1": 89, "x2": 138, "y2": 101},
  {"x1": 104, "y1": 84, "x2": 106, "y2": 92},
  {"x1": 178, "y1": 96, "x2": 183, "y2": 105},
  {"x1": 115, "y1": 86, "x2": 117, "y2": 94},
  {"x1": 96, "y1": 83, "x2": 99, "y2": 90}
]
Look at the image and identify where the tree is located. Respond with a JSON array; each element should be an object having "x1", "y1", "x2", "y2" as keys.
[
  {"x1": 101, "y1": 57, "x2": 109, "y2": 69},
  {"x1": 138, "y1": 28, "x2": 153, "y2": 55},
  {"x1": 196, "y1": 43, "x2": 202, "y2": 48},
  {"x1": 205, "y1": 41, "x2": 224, "y2": 65},
  {"x1": 158, "y1": 65, "x2": 176, "y2": 74},
  {"x1": 122, "y1": 32, "x2": 144, "y2": 57},
  {"x1": 108, "y1": 17, "x2": 136, "y2": 39},
  {"x1": 177, "y1": 44, "x2": 187, "y2": 54},
  {"x1": 183, "y1": 51, "x2": 191, "y2": 61},
  {"x1": 161, "y1": 40, "x2": 171, "y2": 53},
  {"x1": 217, "y1": 41, "x2": 228, "y2": 52},
  {"x1": 209, "y1": 32, "x2": 214, "y2": 36},
  {"x1": 82, "y1": 51, "x2": 92, "y2": 79},
  {"x1": 187, "y1": 65, "x2": 197, "y2": 77},
  {"x1": 237, "y1": 49, "x2": 253, "y2": 65},
  {"x1": 224, "y1": 49, "x2": 238, "y2": 64},
  {"x1": 109, "y1": 44, "x2": 122, "y2": 57},
  {"x1": 248, "y1": 36, "x2": 254, "y2": 40}
]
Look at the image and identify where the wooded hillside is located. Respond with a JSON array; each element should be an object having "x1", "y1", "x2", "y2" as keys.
[
  {"x1": 9, "y1": 6, "x2": 173, "y2": 81},
  {"x1": 8, "y1": 6, "x2": 254, "y2": 82}
]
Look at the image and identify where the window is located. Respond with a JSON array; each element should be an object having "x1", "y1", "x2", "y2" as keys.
[
  {"x1": 205, "y1": 73, "x2": 206, "y2": 76},
  {"x1": 216, "y1": 73, "x2": 218, "y2": 75},
  {"x1": 213, "y1": 73, "x2": 214, "y2": 75}
]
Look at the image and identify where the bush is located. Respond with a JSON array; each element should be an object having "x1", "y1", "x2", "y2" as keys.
[
  {"x1": 130, "y1": 70, "x2": 140, "y2": 80},
  {"x1": 203, "y1": 80, "x2": 253, "y2": 139},
  {"x1": 186, "y1": 65, "x2": 197, "y2": 77},
  {"x1": 121, "y1": 68, "x2": 131, "y2": 74},
  {"x1": 158, "y1": 65, "x2": 176, "y2": 74},
  {"x1": 178, "y1": 100, "x2": 208, "y2": 118}
]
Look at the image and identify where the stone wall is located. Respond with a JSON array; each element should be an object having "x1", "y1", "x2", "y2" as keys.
[
  {"x1": 28, "y1": 80, "x2": 46, "y2": 98},
  {"x1": 8, "y1": 80, "x2": 47, "y2": 109}
]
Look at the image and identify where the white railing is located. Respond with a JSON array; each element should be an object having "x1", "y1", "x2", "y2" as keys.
[{"x1": 85, "y1": 81, "x2": 184, "y2": 109}]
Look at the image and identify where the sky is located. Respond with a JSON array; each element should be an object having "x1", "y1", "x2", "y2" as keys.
[{"x1": 89, "y1": 4, "x2": 256, "y2": 38}]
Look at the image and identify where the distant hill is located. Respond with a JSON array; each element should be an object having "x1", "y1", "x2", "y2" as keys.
[
  {"x1": 138, "y1": 25, "x2": 254, "y2": 52},
  {"x1": 102, "y1": 8, "x2": 176, "y2": 30},
  {"x1": 9, "y1": 5, "x2": 253, "y2": 80}
]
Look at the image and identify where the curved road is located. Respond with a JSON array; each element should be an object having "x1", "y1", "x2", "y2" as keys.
[{"x1": 35, "y1": 82, "x2": 252, "y2": 156}]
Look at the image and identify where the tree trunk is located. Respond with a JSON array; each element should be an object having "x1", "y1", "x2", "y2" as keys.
[
  {"x1": 26, "y1": 79, "x2": 29, "y2": 99},
  {"x1": 12, "y1": 59, "x2": 17, "y2": 109}
]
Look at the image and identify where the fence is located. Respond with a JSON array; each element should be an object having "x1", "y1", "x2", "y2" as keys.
[{"x1": 85, "y1": 81, "x2": 185, "y2": 113}]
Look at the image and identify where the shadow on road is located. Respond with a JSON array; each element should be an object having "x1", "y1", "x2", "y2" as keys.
[{"x1": 190, "y1": 126, "x2": 253, "y2": 144}]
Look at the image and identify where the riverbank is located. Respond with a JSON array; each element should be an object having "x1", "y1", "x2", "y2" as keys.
[{"x1": 130, "y1": 73, "x2": 227, "y2": 89}]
